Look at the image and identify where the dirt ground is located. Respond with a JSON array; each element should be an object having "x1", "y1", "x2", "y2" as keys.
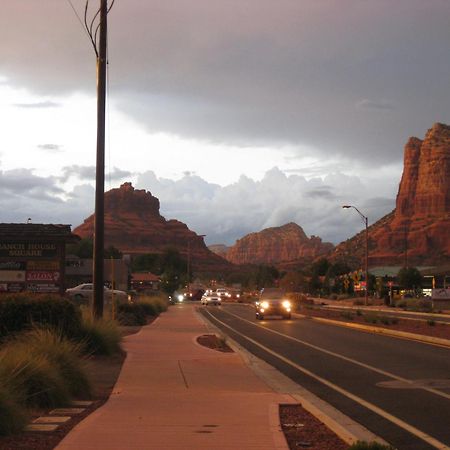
[{"x1": 300, "y1": 306, "x2": 450, "y2": 340}]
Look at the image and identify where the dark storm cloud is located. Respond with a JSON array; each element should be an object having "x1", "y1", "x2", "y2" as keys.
[
  {"x1": 305, "y1": 186, "x2": 336, "y2": 200},
  {"x1": 1, "y1": 0, "x2": 449, "y2": 166}
]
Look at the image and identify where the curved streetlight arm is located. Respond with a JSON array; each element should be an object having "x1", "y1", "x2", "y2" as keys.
[{"x1": 342, "y1": 205, "x2": 368, "y2": 226}]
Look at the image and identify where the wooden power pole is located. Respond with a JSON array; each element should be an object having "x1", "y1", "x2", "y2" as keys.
[{"x1": 93, "y1": 0, "x2": 108, "y2": 319}]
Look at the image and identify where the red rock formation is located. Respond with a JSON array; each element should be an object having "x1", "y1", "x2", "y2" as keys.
[
  {"x1": 74, "y1": 183, "x2": 231, "y2": 271},
  {"x1": 225, "y1": 222, "x2": 334, "y2": 265},
  {"x1": 334, "y1": 123, "x2": 450, "y2": 267}
]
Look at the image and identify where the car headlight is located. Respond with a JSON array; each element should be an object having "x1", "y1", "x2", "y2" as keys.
[
  {"x1": 177, "y1": 294, "x2": 184, "y2": 302},
  {"x1": 282, "y1": 300, "x2": 291, "y2": 309},
  {"x1": 261, "y1": 301, "x2": 269, "y2": 309}
]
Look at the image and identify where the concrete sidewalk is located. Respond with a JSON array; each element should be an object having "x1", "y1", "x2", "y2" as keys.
[{"x1": 56, "y1": 304, "x2": 291, "y2": 450}]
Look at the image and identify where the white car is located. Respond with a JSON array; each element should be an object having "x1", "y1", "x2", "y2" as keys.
[
  {"x1": 216, "y1": 288, "x2": 230, "y2": 298},
  {"x1": 201, "y1": 292, "x2": 221, "y2": 306},
  {"x1": 66, "y1": 283, "x2": 128, "y2": 303}
]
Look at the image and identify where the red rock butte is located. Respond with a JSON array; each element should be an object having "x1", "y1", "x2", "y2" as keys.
[
  {"x1": 73, "y1": 182, "x2": 231, "y2": 272},
  {"x1": 334, "y1": 122, "x2": 450, "y2": 267},
  {"x1": 225, "y1": 222, "x2": 334, "y2": 266}
]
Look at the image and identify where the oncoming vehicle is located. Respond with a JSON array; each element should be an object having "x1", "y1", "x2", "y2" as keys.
[
  {"x1": 201, "y1": 292, "x2": 221, "y2": 306},
  {"x1": 215, "y1": 288, "x2": 230, "y2": 298},
  {"x1": 255, "y1": 288, "x2": 291, "y2": 320},
  {"x1": 66, "y1": 283, "x2": 128, "y2": 303}
]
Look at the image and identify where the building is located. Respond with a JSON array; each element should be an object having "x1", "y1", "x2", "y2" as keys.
[
  {"x1": 131, "y1": 272, "x2": 160, "y2": 292},
  {"x1": 0, "y1": 223, "x2": 79, "y2": 295},
  {"x1": 66, "y1": 256, "x2": 130, "y2": 291}
]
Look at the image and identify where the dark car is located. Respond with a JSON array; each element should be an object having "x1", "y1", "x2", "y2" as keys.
[{"x1": 255, "y1": 288, "x2": 292, "y2": 320}]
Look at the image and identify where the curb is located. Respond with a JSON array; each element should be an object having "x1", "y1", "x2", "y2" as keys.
[
  {"x1": 196, "y1": 308, "x2": 388, "y2": 447},
  {"x1": 295, "y1": 313, "x2": 450, "y2": 348}
]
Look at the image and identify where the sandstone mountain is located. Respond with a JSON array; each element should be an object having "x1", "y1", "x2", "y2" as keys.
[
  {"x1": 208, "y1": 244, "x2": 230, "y2": 258},
  {"x1": 225, "y1": 222, "x2": 334, "y2": 265},
  {"x1": 333, "y1": 123, "x2": 450, "y2": 267},
  {"x1": 74, "y1": 182, "x2": 232, "y2": 272}
]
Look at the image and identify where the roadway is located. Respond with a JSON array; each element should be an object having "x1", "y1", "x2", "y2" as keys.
[{"x1": 198, "y1": 303, "x2": 450, "y2": 450}]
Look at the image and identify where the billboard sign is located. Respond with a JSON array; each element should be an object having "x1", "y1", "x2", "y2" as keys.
[
  {"x1": 0, "y1": 270, "x2": 26, "y2": 282},
  {"x1": 26, "y1": 271, "x2": 60, "y2": 282},
  {"x1": 0, "y1": 243, "x2": 58, "y2": 258}
]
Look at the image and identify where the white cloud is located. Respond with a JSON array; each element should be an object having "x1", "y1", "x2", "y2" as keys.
[{"x1": 136, "y1": 167, "x2": 396, "y2": 245}]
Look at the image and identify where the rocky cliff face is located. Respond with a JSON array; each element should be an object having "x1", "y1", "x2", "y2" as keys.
[
  {"x1": 225, "y1": 222, "x2": 334, "y2": 265},
  {"x1": 334, "y1": 123, "x2": 450, "y2": 267},
  {"x1": 74, "y1": 182, "x2": 231, "y2": 271}
]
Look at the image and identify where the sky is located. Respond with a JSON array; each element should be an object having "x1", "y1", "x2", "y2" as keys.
[{"x1": 0, "y1": 0, "x2": 449, "y2": 246}]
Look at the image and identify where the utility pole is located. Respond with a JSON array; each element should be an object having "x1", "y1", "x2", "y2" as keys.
[{"x1": 92, "y1": 0, "x2": 108, "y2": 319}]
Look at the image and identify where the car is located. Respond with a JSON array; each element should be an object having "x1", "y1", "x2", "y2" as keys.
[
  {"x1": 255, "y1": 288, "x2": 292, "y2": 320},
  {"x1": 66, "y1": 283, "x2": 128, "y2": 303},
  {"x1": 201, "y1": 292, "x2": 221, "y2": 306},
  {"x1": 215, "y1": 288, "x2": 230, "y2": 298}
]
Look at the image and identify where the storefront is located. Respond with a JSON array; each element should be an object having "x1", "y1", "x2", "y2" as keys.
[{"x1": 0, "y1": 223, "x2": 79, "y2": 295}]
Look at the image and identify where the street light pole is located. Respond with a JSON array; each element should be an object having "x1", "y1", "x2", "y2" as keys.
[{"x1": 342, "y1": 205, "x2": 369, "y2": 306}]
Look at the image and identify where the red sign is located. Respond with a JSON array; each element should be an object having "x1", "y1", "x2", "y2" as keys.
[{"x1": 26, "y1": 271, "x2": 60, "y2": 282}]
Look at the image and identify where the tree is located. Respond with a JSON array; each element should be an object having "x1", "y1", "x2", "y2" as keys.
[
  {"x1": 67, "y1": 238, "x2": 122, "y2": 259},
  {"x1": 397, "y1": 267, "x2": 422, "y2": 290}
]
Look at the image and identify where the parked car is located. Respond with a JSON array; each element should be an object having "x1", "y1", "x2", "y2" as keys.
[
  {"x1": 201, "y1": 292, "x2": 221, "y2": 306},
  {"x1": 255, "y1": 288, "x2": 291, "y2": 320},
  {"x1": 66, "y1": 283, "x2": 128, "y2": 303}
]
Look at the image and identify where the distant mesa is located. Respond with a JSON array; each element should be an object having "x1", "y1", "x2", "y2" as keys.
[
  {"x1": 224, "y1": 222, "x2": 334, "y2": 266},
  {"x1": 208, "y1": 244, "x2": 230, "y2": 258},
  {"x1": 73, "y1": 182, "x2": 231, "y2": 271},
  {"x1": 334, "y1": 122, "x2": 450, "y2": 267}
]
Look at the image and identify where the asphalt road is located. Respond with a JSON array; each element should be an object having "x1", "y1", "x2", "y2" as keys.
[{"x1": 199, "y1": 303, "x2": 450, "y2": 450}]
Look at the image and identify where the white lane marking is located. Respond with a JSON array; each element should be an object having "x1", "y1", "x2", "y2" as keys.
[
  {"x1": 221, "y1": 306, "x2": 450, "y2": 401},
  {"x1": 204, "y1": 309, "x2": 450, "y2": 450}
]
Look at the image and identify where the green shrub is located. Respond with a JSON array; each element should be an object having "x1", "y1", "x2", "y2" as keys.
[
  {"x1": 364, "y1": 314, "x2": 379, "y2": 324},
  {"x1": 0, "y1": 345, "x2": 70, "y2": 409},
  {"x1": 356, "y1": 309, "x2": 363, "y2": 316},
  {"x1": 17, "y1": 327, "x2": 91, "y2": 398},
  {"x1": 117, "y1": 303, "x2": 147, "y2": 326},
  {"x1": 348, "y1": 441, "x2": 396, "y2": 450},
  {"x1": 329, "y1": 293, "x2": 338, "y2": 300},
  {"x1": 0, "y1": 385, "x2": 29, "y2": 436},
  {"x1": 380, "y1": 316, "x2": 391, "y2": 325},
  {"x1": 427, "y1": 319, "x2": 436, "y2": 326},
  {"x1": 0, "y1": 293, "x2": 82, "y2": 340},
  {"x1": 340, "y1": 311, "x2": 354, "y2": 321},
  {"x1": 78, "y1": 317, "x2": 122, "y2": 356},
  {"x1": 138, "y1": 295, "x2": 169, "y2": 313}
]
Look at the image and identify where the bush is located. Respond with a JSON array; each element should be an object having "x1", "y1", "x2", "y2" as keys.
[
  {"x1": 117, "y1": 303, "x2": 147, "y2": 326},
  {"x1": 0, "y1": 293, "x2": 82, "y2": 340},
  {"x1": 427, "y1": 319, "x2": 436, "y2": 326},
  {"x1": 340, "y1": 311, "x2": 354, "y2": 321},
  {"x1": 364, "y1": 314, "x2": 379, "y2": 324},
  {"x1": 78, "y1": 317, "x2": 122, "y2": 356},
  {"x1": 0, "y1": 345, "x2": 70, "y2": 409},
  {"x1": 17, "y1": 327, "x2": 91, "y2": 398},
  {"x1": 0, "y1": 385, "x2": 28, "y2": 436}
]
